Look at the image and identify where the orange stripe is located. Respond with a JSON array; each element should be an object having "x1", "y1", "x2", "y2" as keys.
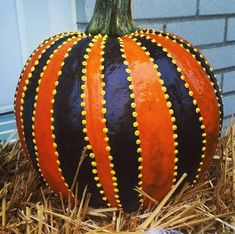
[
  {"x1": 34, "y1": 38, "x2": 77, "y2": 198},
  {"x1": 15, "y1": 37, "x2": 57, "y2": 157},
  {"x1": 122, "y1": 36, "x2": 175, "y2": 202},
  {"x1": 85, "y1": 37, "x2": 118, "y2": 207},
  {"x1": 149, "y1": 34, "x2": 220, "y2": 173}
]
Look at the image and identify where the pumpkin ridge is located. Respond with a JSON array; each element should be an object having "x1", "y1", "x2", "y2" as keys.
[
  {"x1": 121, "y1": 36, "x2": 176, "y2": 203},
  {"x1": 52, "y1": 36, "x2": 107, "y2": 207},
  {"x1": 97, "y1": 36, "x2": 143, "y2": 211},
  {"x1": 34, "y1": 36, "x2": 81, "y2": 199},
  {"x1": 167, "y1": 32, "x2": 223, "y2": 133},
  {"x1": 133, "y1": 34, "x2": 206, "y2": 184},
  {"x1": 15, "y1": 32, "x2": 75, "y2": 172},
  {"x1": 13, "y1": 32, "x2": 76, "y2": 111},
  {"x1": 84, "y1": 35, "x2": 119, "y2": 207},
  {"x1": 159, "y1": 32, "x2": 223, "y2": 176},
  {"x1": 144, "y1": 29, "x2": 223, "y2": 134},
  {"x1": 148, "y1": 32, "x2": 220, "y2": 182}
]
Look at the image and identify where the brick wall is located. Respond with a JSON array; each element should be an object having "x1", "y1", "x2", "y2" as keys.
[{"x1": 78, "y1": 0, "x2": 235, "y2": 129}]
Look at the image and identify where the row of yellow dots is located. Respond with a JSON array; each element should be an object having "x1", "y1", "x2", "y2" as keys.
[
  {"x1": 118, "y1": 37, "x2": 144, "y2": 204},
  {"x1": 14, "y1": 32, "x2": 78, "y2": 111},
  {"x1": 17, "y1": 32, "x2": 74, "y2": 162},
  {"x1": 146, "y1": 31, "x2": 207, "y2": 183},
  {"x1": 79, "y1": 35, "x2": 111, "y2": 206},
  {"x1": 131, "y1": 33, "x2": 180, "y2": 186},
  {"x1": 32, "y1": 36, "x2": 80, "y2": 197},
  {"x1": 98, "y1": 35, "x2": 122, "y2": 207},
  {"x1": 163, "y1": 31, "x2": 223, "y2": 134}
]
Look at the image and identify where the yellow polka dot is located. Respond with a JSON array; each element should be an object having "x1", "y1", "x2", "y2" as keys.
[
  {"x1": 106, "y1": 146, "x2": 111, "y2": 152},
  {"x1": 169, "y1": 109, "x2": 174, "y2": 115},
  {"x1": 89, "y1": 153, "x2": 95, "y2": 158},
  {"x1": 189, "y1": 91, "x2": 193, "y2": 96},
  {"x1": 201, "y1": 125, "x2": 205, "y2": 129},
  {"x1": 195, "y1": 108, "x2": 200, "y2": 113},
  {"x1": 184, "y1": 83, "x2": 189, "y2": 88},
  {"x1": 81, "y1": 76, "x2": 87, "y2": 81},
  {"x1": 132, "y1": 112, "x2": 138, "y2": 117},
  {"x1": 137, "y1": 148, "x2": 142, "y2": 153},
  {"x1": 92, "y1": 169, "x2": 97, "y2": 174},
  {"x1": 162, "y1": 87, "x2": 167, "y2": 92},
  {"x1": 103, "y1": 128, "x2": 108, "y2": 133},
  {"x1": 127, "y1": 76, "x2": 132, "y2": 82},
  {"x1": 126, "y1": 68, "x2": 131, "y2": 73},
  {"x1": 167, "y1": 102, "x2": 172, "y2": 108},
  {"x1": 130, "y1": 93, "x2": 135, "y2": 99},
  {"x1": 87, "y1": 145, "x2": 92, "y2": 150},
  {"x1": 172, "y1": 125, "x2": 177, "y2": 130},
  {"x1": 81, "y1": 111, "x2": 86, "y2": 116},
  {"x1": 174, "y1": 158, "x2": 179, "y2": 163},
  {"x1": 112, "y1": 176, "x2": 117, "y2": 181},
  {"x1": 138, "y1": 157, "x2": 143, "y2": 162}
]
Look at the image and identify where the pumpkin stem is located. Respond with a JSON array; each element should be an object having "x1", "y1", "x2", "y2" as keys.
[{"x1": 85, "y1": 0, "x2": 140, "y2": 36}]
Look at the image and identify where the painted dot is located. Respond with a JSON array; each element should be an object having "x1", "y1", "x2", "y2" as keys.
[
  {"x1": 104, "y1": 137, "x2": 109, "y2": 142},
  {"x1": 185, "y1": 83, "x2": 189, "y2": 88},
  {"x1": 162, "y1": 87, "x2": 167, "y2": 92},
  {"x1": 81, "y1": 76, "x2": 87, "y2": 81},
  {"x1": 138, "y1": 157, "x2": 143, "y2": 162},
  {"x1": 189, "y1": 91, "x2": 194, "y2": 96},
  {"x1": 112, "y1": 176, "x2": 117, "y2": 181},
  {"x1": 89, "y1": 153, "x2": 95, "y2": 158},
  {"x1": 130, "y1": 93, "x2": 135, "y2": 99},
  {"x1": 127, "y1": 76, "x2": 132, "y2": 82},
  {"x1": 103, "y1": 128, "x2": 108, "y2": 133},
  {"x1": 137, "y1": 148, "x2": 142, "y2": 153},
  {"x1": 167, "y1": 102, "x2": 172, "y2": 108},
  {"x1": 106, "y1": 146, "x2": 111, "y2": 152},
  {"x1": 92, "y1": 169, "x2": 97, "y2": 174},
  {"x1": 196, "y1": 108, "x2": 200, "y2": 113}
]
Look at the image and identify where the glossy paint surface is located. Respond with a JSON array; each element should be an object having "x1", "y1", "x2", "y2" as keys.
[{"x1": 15, "y1": 31, "x2": 222, "y2": 211}]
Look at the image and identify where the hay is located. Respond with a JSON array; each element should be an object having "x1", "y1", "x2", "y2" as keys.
[{"x1": 0, "y1": 122, "x2": 235, "y2": 233}]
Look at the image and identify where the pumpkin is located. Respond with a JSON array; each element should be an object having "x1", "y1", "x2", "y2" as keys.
[{"x1": 14, "y1": 0, "x2": 223, "y2": 212}]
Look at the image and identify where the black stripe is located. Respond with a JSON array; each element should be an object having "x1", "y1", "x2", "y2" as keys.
[
  {"x1": 23, "y1": 36, "x2": 72, "y2": 172},
  {"x1": 103, "y1": 37, "x2": 141, "y2": 212},
  {"x1": 14, "y1": 33, "x2": 65, "y2": 109},
  {"x1": 53, "y1": 37, "x2": 106, "y2": 208},
  {"x1": 135, "y1": 36, "x2": 204, "y2": 182},
  {"x1": 150, "y1": 30, "x2": 223, "y2": 130}
]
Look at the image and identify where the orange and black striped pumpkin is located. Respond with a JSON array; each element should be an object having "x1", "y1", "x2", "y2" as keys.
[{"x1": 14, "y1": 0, "x2": 223, "y2": 212}]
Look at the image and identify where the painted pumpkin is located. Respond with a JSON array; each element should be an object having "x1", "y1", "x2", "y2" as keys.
[{"x1": 14, "y1": 0, "x2": 223, "y2": 212}]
